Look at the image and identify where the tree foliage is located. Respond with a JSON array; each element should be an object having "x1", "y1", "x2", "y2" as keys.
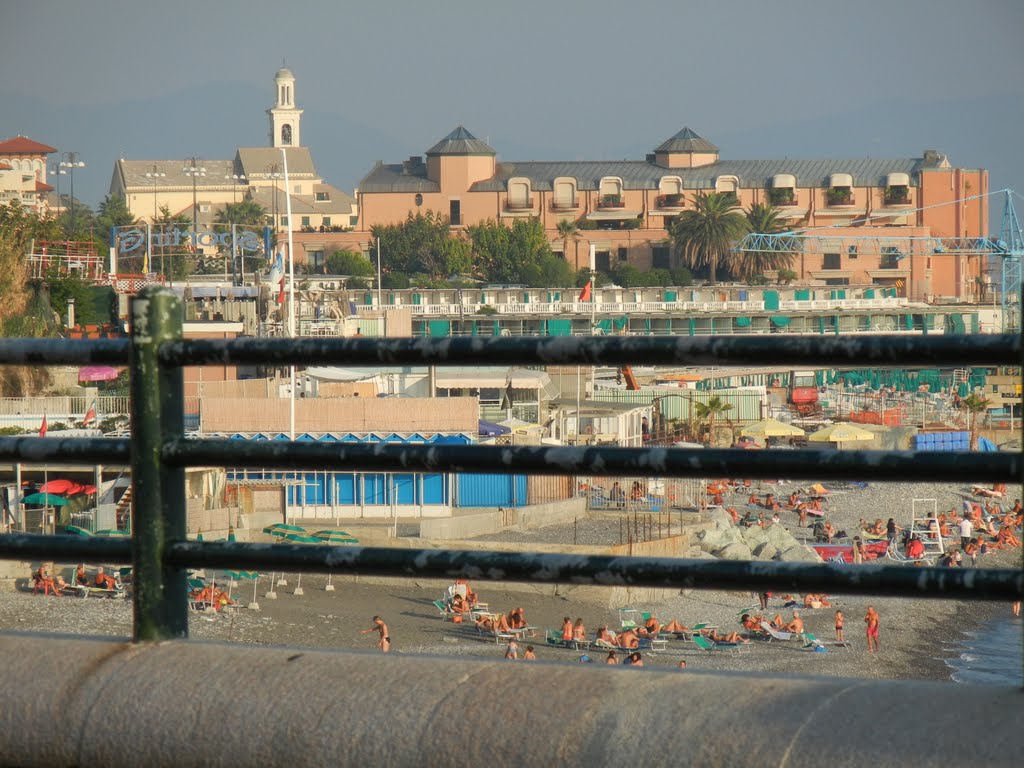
[
  {"x1": 326, "y1": 249, "x2": 375, "y2": 276},
  {"x1": 467, "y1": 218, "x2": 576, "y2": 287},
  {"x1": 734, "y1": 202, "x2": 794, "y2": 281},
  {"x1": 371, "y1": 211, "x2": 471, "y2": 281},
  {"x1": 670, "y1": 192, "x2": 749, "y2": 283}
]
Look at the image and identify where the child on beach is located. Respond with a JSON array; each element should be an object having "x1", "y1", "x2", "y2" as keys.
[
  {"x1": 361, "y1": 616, "x2": 391, "y2": 653},
  {"x1": 504, "y1": 638, "x2": 518, "y2": 660},
  {"x1": 835, "y1": 610, "x2": 844, "y2": 643}
]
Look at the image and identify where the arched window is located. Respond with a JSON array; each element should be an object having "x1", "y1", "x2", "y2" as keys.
[
  {"x1": 553, "y1": 177, "x2": 578, "y2": 209},
  {"x1": 281, "y1": 124, "x2": 292, "y2": 145},
  {"x1": 415, "y1": 193, "x2": 423, "y2": 206},
  {"x1": 507, "y1": 177, "x2": 531, "y2": 209},
  {"x1": 715, "y1": 175, "x2": 739, "y2": 194}
]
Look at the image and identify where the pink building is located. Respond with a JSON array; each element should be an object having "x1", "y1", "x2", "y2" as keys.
[{"x1": 299, "y1": 126, "x2": 989, "y2": 302}]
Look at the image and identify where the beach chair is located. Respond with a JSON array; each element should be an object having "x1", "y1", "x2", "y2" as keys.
[
  {"x1": 760, "y1": 622, "x2": 794, "y2": 642},
  {"x1": 433, "y1": 599, "x2": 455, "y2": 621},
  {"x1": 692, "y1": 635, "x2": 748, "y2": 653}
]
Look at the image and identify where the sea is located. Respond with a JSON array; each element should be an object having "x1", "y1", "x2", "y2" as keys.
[{"x1": 945, "y1": 615, "x2": 1023, "y2": 686}]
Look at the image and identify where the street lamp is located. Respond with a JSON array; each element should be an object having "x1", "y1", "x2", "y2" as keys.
[
  {"x1": 145, "y1": 165, "x2": 166, "y2": 220},
  {"x1": 224, "y1": 173, "x2": 247, "y2": 282},
  {"x1": 49, "y1": 165, "x2": 64, "y2": 222},
  {"x1": 58, "y1": 152, "x2": 86, "y2": 234},
  {"x1": 224, "y1": 173, "x2": 247, "y2": 204},
  {"x1": 264, "y1": 164, "x2": 283, "y2": 237},
  {"x1": 181, "y1": 157, "x2": 206, "y2": 235}
]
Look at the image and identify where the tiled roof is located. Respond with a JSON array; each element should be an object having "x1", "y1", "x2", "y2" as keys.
[
  {"x1": 654, "y1": 127, "x2": 718, "y2": 154},
  {"x1": 35, "y1": 180, "x2": 54, "y2": 192},
  {"x1": 359, "y1": 162, "x2": 440, "y2": 194},
  {"x1": 117, "y1": 159, "x2": 237, "y2": 190},
  {"x1": 469, "y1": 157, "x2": 924, "y2": 192},
  {"x1": 0, "y1": 136, "x2": 58, "y2": 155},
  {"x1": 425, "y1": 126, "x2": 495, "y2": 156},
  {"x1": 237, "y1": 147, "x2": 317, "y2": 177}
]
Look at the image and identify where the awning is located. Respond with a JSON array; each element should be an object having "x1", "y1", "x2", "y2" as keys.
[
  {"x1": 814, "y1": 209, "x2": 866, "y2": 217},
  {"x1": 770, "y1": 316, "x2": 791, "y2": 327},
  {"x1": 775, "y1": 207, "x2": 808, "y2": 219},
  {"x1": 869, "y1": 209, "x2": 911, "y2": 220},
  {"x1": 734, "y1": 316, "x2": 752, "y2": 327},
  {"x1": 585, "y1": 211, "x2": 642, "y2": 220},
  {"x1": 435, "y1": 368, "x2": 552, "y2": 390}
]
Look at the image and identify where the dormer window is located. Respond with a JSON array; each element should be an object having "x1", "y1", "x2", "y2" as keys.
[
  {"x1": 827, "y1": 173, "x2": 854, "y2": 206},
  {"x1": 315, "y1": 191, "x2": 329, "y2": 201},
  {"x1": 715, "y1": 175, "x2": 739, "y2": 194},
  {"x1": 552, "y1": 177, "x2": 578, "y2": 210},
  {"x1": 884, "y1": 172, "x2": 912, "y2": 205},
  {"x1": 598, "y1": 177, "x2": 624, "y2": 208},
  {"x1": 657, "y1": 176, "x2": 684, "y2": 208},
  {"x1": 769, "y1": 174, "x2": 796, "y2": 206},
  {"x1": 507, "y1": 177, "x2": 533, "y2": 210}
]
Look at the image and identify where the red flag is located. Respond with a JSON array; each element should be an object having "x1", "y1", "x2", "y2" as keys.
[
  {"x1": 39, "y1": 415, "x2": 47, "y2": 438},
  {"x1": 83, "y1": 403, "x2": 97, "y2": 426},
  {"x1": 577, "y1": 282, "x2": 592, "y2": 302},
  {"x1": 277, "y1": 281, "x2": 285, "y2": 306}
]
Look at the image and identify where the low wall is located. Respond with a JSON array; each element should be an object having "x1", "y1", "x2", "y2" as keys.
[
  {"x1": 1, "y1": 634, "x2": 1018, "y2": 767},
  {"x1": 419, "y1": 497, "x2": 585, "y2": 539}
]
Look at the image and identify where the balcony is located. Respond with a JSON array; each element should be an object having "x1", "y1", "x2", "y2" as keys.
[
  {"x1": 884, "y1": 187, "x2": 912, "y2": 206},
  {"x1": 769, "y1": 188, "x2": 796, "y2": 206},
  {"x1": 551, "y1": 199, "x2": 579, "y2": 211},
  {"x1": 505, "y1": 197, "x2": 535, "y2": 211},
  {"x1": 597, "y1": 193, "x2": 625, "y2": 210},
  {"x1": 826, "y1": 187, "x2": 855, "y2": 206},
  {"x1": 656, "y1": 194, "x2": 684, "y2": 209}
]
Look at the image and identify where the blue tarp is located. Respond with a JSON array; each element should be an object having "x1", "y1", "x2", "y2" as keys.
[
  {"x1": 478, "y1": 420, "x2": 511, "y2": 437},
  {"x1": 977, "y1": 437, "x2": 998, "y2": 452}
]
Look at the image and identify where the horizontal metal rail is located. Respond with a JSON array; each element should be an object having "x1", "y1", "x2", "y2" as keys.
[
  {"x1": 160, "y1": 334, "x2": 1018, "y2": 368},
  {"x1": 0, "y1": 436, "x2": 131, "y2": 464},
  {"x1": 163, "y1": 439, "x2": 1018, "y2": 483},
  {"x1": 1, "y1": 535, "x2": 1019, "y2": 601},
  {"x1": 0, "y1": 338, "x2": 130, "y2": 365}
]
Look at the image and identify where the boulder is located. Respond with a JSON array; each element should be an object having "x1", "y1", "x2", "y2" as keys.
[
  {"x1": 752, "y1": 541, "x2": 778, "y2": 560},
  {"x1": 697, "y1": 526, "x2": 743, "y2": 554},
  {"x1": 708, "y1": 509, "x2": 735, "y2": 531},
  {"x1": 715, "y1": 542, "x2": 753, "y2": 561},
  {"x1": 741, "y1": 525, "x2": 770, "y2": 549},
  {"x1": 774, "y1": 544, "x2": 822, "y2": 563}
]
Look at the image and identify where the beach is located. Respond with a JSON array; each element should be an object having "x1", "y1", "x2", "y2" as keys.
[{"x1": 1, "y1": 480, "x2": 1020, "y2": 682}]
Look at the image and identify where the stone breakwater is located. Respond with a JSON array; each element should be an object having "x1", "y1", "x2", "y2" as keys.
[{"x1": 697, "y1": 508, "x2": 822, "y2": 562}]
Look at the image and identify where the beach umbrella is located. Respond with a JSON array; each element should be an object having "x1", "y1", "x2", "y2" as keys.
[
  {"x1": 262, "y1": 523, "x2": 308, "y2": 536},
  {"x1": 78, "y1": 365, "x2": 122, "y2": 383},
  {"x1": 807, "y1": 423, "x2": 874, "y2": 443},
  {"x1": 277, "y1": 530, "x2": 318, "y2": 595},
  {"x1": 740, "y1": 418, "x2": 805, "y2": 438},
  {"x1": 39, "y1": 479, "x2": 78, "y2": 495},
  {"x1": 22, "y1": 492, "x2": 70, "y2": 507},
  {"x1": 95, "y1": 528, "x2": 130, "y2": 537},
  {"x1": 312, "y1": 529, "x2": 360, "y2": 590}
]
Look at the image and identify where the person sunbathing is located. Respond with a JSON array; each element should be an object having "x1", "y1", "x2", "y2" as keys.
[
  {"x1": 573, "y1": 618, "x2": 587, "y2": 641},
  {"x1": 787, "y1": 492, "x2": 801, "y2": 509},
  {"x1": 33, "y1": 565, "x2": 64, "y2": 596},
  {"x1": 638, "y1": 615, "x2": 661, "y2": 637},
  {"x1": 508, "y1": 607, "x2": 527, "y2": 629},
  {"x1": 94, "y1": 566, "x2": 117, "y2": 591},
  {"x1": 561, "y1": 616, "x2": 573, "y2": 643},
  {"x1": 822, "y1": 522, "x2": 836, "y2": 543},
  {"x1": 494, "y1": 613, "x2": 513, "y2": 634},
  {"x1": 707, "y1": 629, "x2": 747, "y2": 644},
  {"x1": 797, "y1": 506, "x2": 809, "y2": 528},
  {"x1": 866, "y1": 518, "x2": 886, "y2": 536},
  {"x1": 997, "y1": 526, "x2": 1021, "y2": 548},
  {"x1": 475, "y1": 615, "x2": 495, "y2": 633},
  {"x1": 594, "y1": 626, "x2": 617, "y2": 647},
  {"x1": 75, "y1": 564, "x2": 89, "y2": 586},
  {"x1": 617, "y1": 629, "x2": 640, "y2": 649},
  {"x1": 659, "y1": 619, "x2": 691, "y2": 635},
  {"x1": 748, "y1": 493, "x2": 760, "y2": 506},
  {"x1": 450, "y1": 593, "x2": 468, "y2": 614},
  {"x1": 1011, "y1": 499, "x2": 1022, "y2": 515},
  {"x1": 803, "y1": 593, "x2": 832, "y2": 609},
  {"x1": 725, "y1": 507, "x2": 740, "y2": 525},
  {"x1": 782, "y1": 611, "x2": 805, "y2": 634},
  {"x1": 906, "y1": 536, "x2": 925, "y2": 559}
]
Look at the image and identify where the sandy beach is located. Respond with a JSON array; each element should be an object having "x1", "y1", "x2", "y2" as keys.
[{"x1": 2, "y1": 479, "x2": 1020, "y2": 681}]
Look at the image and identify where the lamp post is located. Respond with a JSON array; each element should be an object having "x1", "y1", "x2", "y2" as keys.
[
  {"x1": 49, "y1": 165, "x2": 64, "y2": 222},
  {"x1": 224, "y1": 173, "x2": 247, "y2": 204},
  {"x1": 58, "y1": 152, "x2": 86, "y2": 234},
  {"x1": 264, "y1": 164, "x2": 283, "y2": 239},
  {"x1": 145, "y1": 164, "x2": 166, "y2": 220},
  {"x1": 181, "y1": 157, "x2": 206, "y2": 236},
  {"x1": 224, "y1": 173, "x2": 247, "y2": 282}
]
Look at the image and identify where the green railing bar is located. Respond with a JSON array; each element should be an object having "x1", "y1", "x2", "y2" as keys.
[
  {"x1": 163, "y1": 439, "x2": 1018, "y2": 483},
  {"x1": 159, "y1": 334, "x2": 1018, "y2": 368},
  {"x1": 0, "y1": 437, "x2": 131, "y2": 464},
  {"x1": 129, "y1": 288, "x2": 187, "y2": 641}
]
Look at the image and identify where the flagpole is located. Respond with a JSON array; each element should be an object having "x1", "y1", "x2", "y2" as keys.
[{"x1": 280, "y1": 149, "x2": 296, "y2": 445}]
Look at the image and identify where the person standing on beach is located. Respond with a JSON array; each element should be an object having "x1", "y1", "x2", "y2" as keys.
[
  {"x1": 523, "y1": 645, "x2": 536, "y2": 660},
  {"x1": 865, "y1": 607, "x2": 880, "y2": 653},
  {"x1": 960, "y1": 516, "x2": 973, "y2": 549},
  {"x1": 504, "y1": 638, "x2": 518, "y2": 660},
  {"x1": 361, "y1": 616, "x2": 390, "y2": 653},
  {"x1": 835, "y1": 610, "x2": 844, "y2": 643}
]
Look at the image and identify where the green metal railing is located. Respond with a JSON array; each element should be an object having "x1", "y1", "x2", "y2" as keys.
[{"x1": 0, "y1": 287, "x2": 1021, "y2": 645}]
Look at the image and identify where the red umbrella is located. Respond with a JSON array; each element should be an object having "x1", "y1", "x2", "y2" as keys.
[
  {"x1": 38, "y1": 479, "x2": 97, "y2": 496},
  {"x1": 78, "y1": 366, "x2": 121, "y2": 383}
]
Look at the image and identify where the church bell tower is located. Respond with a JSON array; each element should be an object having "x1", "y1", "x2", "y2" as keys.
[{"x1": 267, "y1": 67, "x2": 303, "y2": 148}]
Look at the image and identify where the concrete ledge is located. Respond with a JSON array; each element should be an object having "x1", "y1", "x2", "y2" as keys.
[{"x1": 0, "y1": 633, "x2": 1020, "y2": 767}]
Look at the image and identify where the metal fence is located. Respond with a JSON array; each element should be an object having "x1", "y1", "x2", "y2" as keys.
[{"x1": 0, "y1": 287, "x2": 1020, "y2": 653}]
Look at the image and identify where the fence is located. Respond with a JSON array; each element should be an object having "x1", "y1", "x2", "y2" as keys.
[{"x1": 0, "y1": 288, "x2": 1021, "y2": 763}]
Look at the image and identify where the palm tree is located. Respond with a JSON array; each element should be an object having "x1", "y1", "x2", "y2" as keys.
[
  {"x1": 960, "y1": 393, "x2": 989, "y2": 450},
  {"x1": 670, "y1": 192, "x2": 749, "y2": 283},
  {"x1": 556, "y1": 218, "x2": 581, "y2": 266},
  {"x1": 738, "y1": 202, "x2": 794, "y2": 282},
  {"x1": 695, "y1": 395, "x2": 734, "y2": 445}
]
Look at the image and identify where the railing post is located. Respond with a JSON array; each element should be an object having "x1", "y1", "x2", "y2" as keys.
[{"x1": 130, "y1": 286, "x2": 187, "y2": 641}]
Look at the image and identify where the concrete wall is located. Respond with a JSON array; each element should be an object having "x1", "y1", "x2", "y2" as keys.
[
  {"x1": 200, "y1": 395, "x2": 478, "y2": 434},
  {"x1": 8, "y1": 634, "x2": 1018, "y2": 767},
  {"x1": 419, "y1": 497, "x2": 585, "y2": 540}
]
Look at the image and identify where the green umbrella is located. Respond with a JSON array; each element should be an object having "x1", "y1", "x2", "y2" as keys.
[
  {"x1": 262, "y1": 523, "x2": 308, "y2": 536},
  {"x1": 312, "y1": 530, "x2": 360, "y2": 590},
  {"x1": 64, "y1": 525, "x2": 92, "y2": 537},
  {"x1": 22, "y1": 492, "x2": 69, "y2": 507},
  {"x1": 95, "y1": 529, "x2": 130, "y2": 537}
]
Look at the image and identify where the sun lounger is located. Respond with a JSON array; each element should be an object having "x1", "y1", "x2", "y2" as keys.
[
  {"x1": 433, "y1": 599, "x2": 456, "y2": 620},
  {"x1": 692, "y1": 635, "x2": 749, "y2": 653},
  {"x1": 760, "y1": 622, "x2": 794, "y2": 642}
]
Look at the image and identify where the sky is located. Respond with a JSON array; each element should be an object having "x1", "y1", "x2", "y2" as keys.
[{"x1": 2, "y1": 0, "x2": 1022, "y2": 225}]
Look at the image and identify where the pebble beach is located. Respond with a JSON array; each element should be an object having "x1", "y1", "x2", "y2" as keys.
[{"x1": 1, "y1": 480, "x2": 1020, "y2": 683}]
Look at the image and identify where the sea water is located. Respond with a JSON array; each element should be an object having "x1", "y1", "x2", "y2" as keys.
[{"x1": 946, "y1": 616, "x2": 1023, "y2": 685}]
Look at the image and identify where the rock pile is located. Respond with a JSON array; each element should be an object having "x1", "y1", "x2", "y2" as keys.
[{"x1": 697, "y1": 509, "x2": 821, "y2": 562}]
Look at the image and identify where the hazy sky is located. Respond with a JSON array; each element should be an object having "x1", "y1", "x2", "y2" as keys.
[{"x1": 2, "y1": 0, "x2": 1022, "y2": 222}]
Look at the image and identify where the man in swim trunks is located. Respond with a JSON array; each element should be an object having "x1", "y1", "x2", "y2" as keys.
[
  {"x1": 361, "y1": 615, "x2": 391, "y2": 653},
  {"x1": 865, "y1": 607, "x2": 879, "y2": 652}
]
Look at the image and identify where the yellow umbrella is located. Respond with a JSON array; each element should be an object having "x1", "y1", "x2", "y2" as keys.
[
  {"x1": 740, "y1": 418, "x2": 805, "y2": 438},
  {"x1": 807, "y1": 423, "x2": 875, "y2": 443}
]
